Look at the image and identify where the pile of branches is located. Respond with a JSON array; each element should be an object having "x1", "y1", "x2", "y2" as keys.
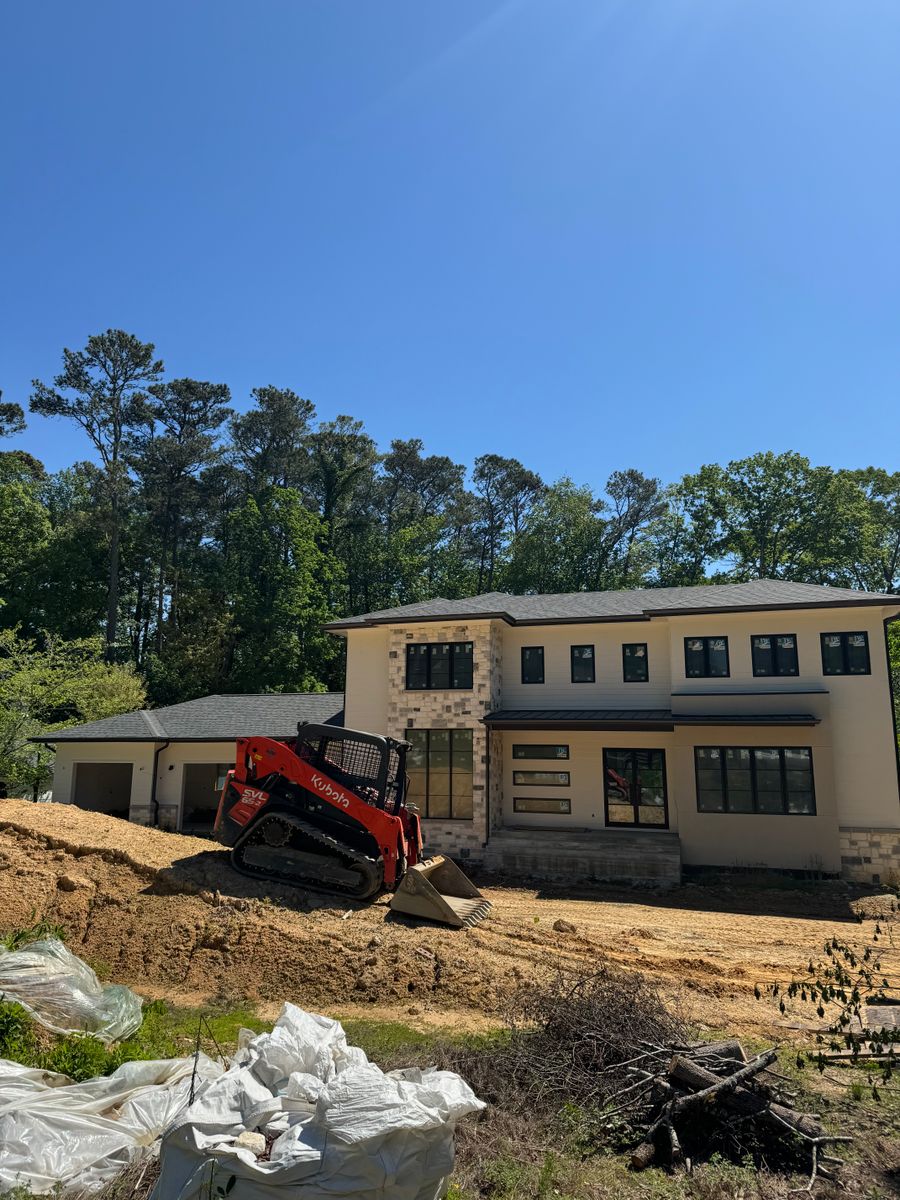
[{"x1": 444, "y1": 965, "x2": 847, "y2": 1188}]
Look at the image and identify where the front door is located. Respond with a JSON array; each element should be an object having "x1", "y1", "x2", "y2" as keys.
[{"x1": 603, "y1": 748, "x2": 668, "y2": 828}]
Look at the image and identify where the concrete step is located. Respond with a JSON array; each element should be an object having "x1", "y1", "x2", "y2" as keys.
[{"x1": 484, "y1": 827, "x2": 681, "y2": 886}]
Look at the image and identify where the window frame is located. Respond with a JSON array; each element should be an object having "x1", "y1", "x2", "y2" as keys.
[
  {"x1": 513, "y1": 796, "x2": 572, "y2": 815},
  {"x1": 405, "y1": 728, "x2": 474, "y2": 820},
  {"x1": 570, "y1": 644, "x2": 596, "y2": 684},
  {"x1": 684, "y1": 636, "x2": 730, "y2": 678},
  {"x1": 693, "y1": 746, "x2": 816, "y2": 815},
  {"x1": 521, "y1": 646, "x2": 545, "y2": 685},
  {"x1": 820, "y1": 632, "x2": 871, "y2": 676},
  {"x1": 513, "y1": 769, "x2": 571, "y2": 787},
  {"x1": 751, "y1": 634, "x2": 799, "y2": 678},
  {"x1": 602, "y1": 748, "x2": 669, "y2": 828},
  {"x1": 622, "y1": 642, "x2": 649, "y2": 683},
  {"x1": 405, "y1": 642, "x2": 473, "y2": 691},
  {"x1": 512, "y1": 744, "x2": 569, "y2": 760}
]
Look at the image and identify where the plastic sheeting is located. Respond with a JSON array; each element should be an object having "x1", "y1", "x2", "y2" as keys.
[
  {"x1": 0, "y1": 939, "x2": 143, "y2": 1042},
  {"x1": 0, "y1": 1053, "x2": 224, "y2": 1195},
  {"x1": 152, "y1": 1004, "x2": 486, "y2": 1200}
]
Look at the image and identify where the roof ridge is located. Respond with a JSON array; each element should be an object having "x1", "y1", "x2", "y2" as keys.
[{"x1": 139, "y1": 709, "x2": 168, "y2": 738}]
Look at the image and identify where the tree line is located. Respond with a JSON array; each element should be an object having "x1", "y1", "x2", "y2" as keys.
[{"x1": 0, "y1": 329, "x2": 898, "y2": 734}]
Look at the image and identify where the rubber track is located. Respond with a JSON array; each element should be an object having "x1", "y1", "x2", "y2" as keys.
[{"x1": 231, "y1": 812, "x2": 383, "y2": 900}]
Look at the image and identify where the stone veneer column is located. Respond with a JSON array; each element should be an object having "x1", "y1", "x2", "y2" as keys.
[{"x1": 386, "y1": 620, "x2": 502, "y2": 860}]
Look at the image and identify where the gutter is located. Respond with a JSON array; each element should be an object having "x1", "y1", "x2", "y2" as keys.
[{"x1": 884, "y1": 611, "x2": 900, "y2": 811}]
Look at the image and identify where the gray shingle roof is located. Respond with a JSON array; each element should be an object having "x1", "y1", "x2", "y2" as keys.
[
  {"x1": 326, "y1": 581, "x2": 899, "y2": 629},
  {"x1": 484, "y1": 709, "x2": 819, "y2": 728},
  {"x1": 33, "y1": 692, "x2": 345, "y2": 743}
]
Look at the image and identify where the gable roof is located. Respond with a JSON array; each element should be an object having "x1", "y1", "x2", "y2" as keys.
[
  {"x1": 33, "y1": 692, "x2": 345, "y2": 744},
  {"x1": 325, "y1": 581, "x2": 900, "y2": 630}
]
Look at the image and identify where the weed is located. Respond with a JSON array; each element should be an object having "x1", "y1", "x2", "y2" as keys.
[{"x1": 1, "y1": 917, "x2": 67, "y2": 950}]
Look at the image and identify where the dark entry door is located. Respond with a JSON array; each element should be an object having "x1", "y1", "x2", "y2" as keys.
[{"x1": 603, "y1": 749, "x2": 668, "y2": 827}]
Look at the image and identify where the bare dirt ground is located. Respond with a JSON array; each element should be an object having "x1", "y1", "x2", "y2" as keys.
[{"x1": 0, "y1": 800, "x2": 895, "y2": 1038}]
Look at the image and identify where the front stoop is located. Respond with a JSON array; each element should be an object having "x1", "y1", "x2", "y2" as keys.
[{"x1": 483, "y1": 827, "x2": 682, "y2": 887}]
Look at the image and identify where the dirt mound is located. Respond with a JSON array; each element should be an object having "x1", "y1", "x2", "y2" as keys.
[{"x1": 0, "y1": 801, "x2": 891, "y2": 1035}]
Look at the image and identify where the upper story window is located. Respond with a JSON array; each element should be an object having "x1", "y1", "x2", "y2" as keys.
[
  {"x1": 570, "y1": 645, "x2": 595, "y2": 683},
  {"x1": 751, "y1": 635, "x2": 799, "y2": 677},
  {"x1": 821, "y1": 632, "x2": 870, "y2": 676},
  {"x1": 521, "y1": 646, "x2": 544, "y2": 684},
  {"x1": 623, "y1": 643, "x2": 649, "y2": 682},
  {"x1": 684, "y1": 636, "x2": 729, "y2": 678},
  {"x1": 406, "y1": 642, "x2": 473, "y2": 690}
]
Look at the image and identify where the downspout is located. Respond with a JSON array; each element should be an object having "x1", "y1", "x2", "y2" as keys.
[
  {"x1": 884, "y1": 613, "x2": 900, "y2": 811},
  {"x1": 150, "y1": 739, "x2": 170, "y2": 827}
]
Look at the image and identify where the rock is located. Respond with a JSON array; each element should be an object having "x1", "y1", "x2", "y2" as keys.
[
  {"x1": 367, "y1": 935, "x2": 382, "y2": 948},
  {"x1": 552, "y1": 918, "x2": 577, "y2": 934},
  {"x1": 234, "y1": 1130, "x2": 266, "y2": 1157},
  {"x1": 57, "y1": 873, "x2": 90, "y2": 892},
  {"x1": 364, "y1": 955, "x2": 378, "y2": 967},
  {"x1": 407, "y1": 1005, "x2": 421, "y2": 1015}
]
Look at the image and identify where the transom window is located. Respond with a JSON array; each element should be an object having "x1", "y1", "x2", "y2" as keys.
[
  {"x1": 513, "y1": 744, "x2": 569, "y2": 760},
  {"x1": 521, "y1": 646, "x2": 544, "y2": 684},
  {"x1": 751, "y1": 635, "x2": 799, "y2": 677},
  {"x1": 570, "y1": 645, "x2": 595, "y2": 683},
  {"x1": 695, "y1": 747, "x2": 815, "y2": 815},
  {"x1": 406, "y1": 642, "x2": 473, "y2": 690},
  {"x1": 820, "y1": 632, "x2": 870, "y2": 676},
  {"x1": 684, "y1": 636, "x2": 730, "y2": 678},
  {"x1": 406, "y1": 729, "x2": 473, "y2": 819},
  {"x1": 623, "y1": 643, "x2": 649, "y2": 682},
  {"x1": 603, "y1": 749, "x2": 668, "y2": 827}
]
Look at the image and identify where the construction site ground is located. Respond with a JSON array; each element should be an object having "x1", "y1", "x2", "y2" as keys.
[{"x1": 0, "y1": 800, "x2": 895, "y2": 1039}]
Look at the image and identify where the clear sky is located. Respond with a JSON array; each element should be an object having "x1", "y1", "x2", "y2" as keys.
[{"x1": 1, "y1": 1, "x2": 898, "y2": 486}]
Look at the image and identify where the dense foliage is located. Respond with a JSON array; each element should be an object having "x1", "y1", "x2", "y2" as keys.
[{"x1": 0, "y1": 329, "x2": 897, "y2": 720}]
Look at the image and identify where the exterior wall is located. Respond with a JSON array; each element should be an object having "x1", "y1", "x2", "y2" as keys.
[
  {"x1": 152, "y1": 741, "x2": 237, "y2": 831},
  {"x1": 668, "y1": 607, "x2": 899, "y2": 831},
  {"x1": 500, "y1": 723, "x2": 839, "y2": 873},
  {"x1": 342, "y1": 626, "x2": 390, "y2": 734},
  {"x1": 501, "y1": 620, "x2": 671, "y2": 709},
  {"x1": 49, "y1": 742, "x2": 156, "y2": 816},
  {"x1": 839, "y1": 827, "x2": 900, "y2": 885},
  {"x1": 383, "y1": 620, "x2": 502, "y2": 857}
]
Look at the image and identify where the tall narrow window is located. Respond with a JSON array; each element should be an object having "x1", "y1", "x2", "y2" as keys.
[
  {"x1": 405, "y1": 729, "x2": 474, "y2": 819},
  {"x1": 521, "y1": 646, "x2": 544, "y2": 684},
  {"x1": 751, "y1": 635, "x2": 799, "y2": 677},
  {"x1": 684, "y1": 636, "x2": 730, "y2": 678},
  {"x1": 570, "y1": 645, "x2": 595, "y2": 683},
  {"x1": 623, "y1": 643, "x2": 649, "y2": 682},
  {"x1": 820, "y1": 632, "x2": 870, "y2": 676},
  {"x1": 406, "y1": 643, "x2": 473, "y2": 690}
]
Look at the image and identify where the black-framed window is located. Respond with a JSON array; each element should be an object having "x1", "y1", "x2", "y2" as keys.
[
  {"x1": 513, "y1": 769, "x2": 570, "y2": 787},
  {"x1": 684, "y1": 636, "x2": 730, "y2": 678},
  {"x1": 695, "y1": 747, "x2": 815, "y2": 815},
  {"x1": 406, "y1": 642, "x2": 473, "y2": 690},
  {"x1": 513, "y1": 744, "x2": 569, "y2": 760},
  {"x1": 603, "y1": 749, "x2": 668, "y2": 827},
  {"x1": 521, "y1": 646, "x2": 544, "y2": 684},
  {"x1": 513, "y1": 797, "x2": 571, "y2": 815},
  {"x1": 570, "y1": 645, "x2": 595, "y2": 683},
  {"x1": 406, "y1": 728, "x2": 473, "y2": 819},
  {"x1": 751, "y1": 635, "x2": 799, "y2": 677},
  {"x1": 820, "y1": 632, "x2": 870, "y2": 676},
  {"x1": 623, "y1": 643, "x2": 649, "y2": 683}
]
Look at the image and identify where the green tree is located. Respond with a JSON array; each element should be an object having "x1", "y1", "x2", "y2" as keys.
[
  {"x1": 230, "y1": 386, "x2": 315, "y2": 490},
  {"x1": 0, "y1": 391, "x2": 26, "y2": 439},
  {"x1": 472, "y1": 454, "x2": 544, "y2": 591},
  {"x1": 0, "y1": 629, "x2": 145, "y2": 799},
  {"x1": 846, "y1": 468, "x2": 900, "y2": 594},
  {"x1": 30, "y1": 331, "x2": 164, "y2": 656}
]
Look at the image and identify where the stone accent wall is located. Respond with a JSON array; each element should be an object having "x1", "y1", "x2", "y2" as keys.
[
  {"x1": 386, "y1": 620, "x2": 502, "y2": 858},
  {"x1": 840, "y1": 826, "x2": 900, "y2": 885}
]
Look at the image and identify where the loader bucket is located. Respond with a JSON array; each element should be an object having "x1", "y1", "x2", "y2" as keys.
[{"x1": 389, "y1": 856, "x2": 492, "y2": 929}]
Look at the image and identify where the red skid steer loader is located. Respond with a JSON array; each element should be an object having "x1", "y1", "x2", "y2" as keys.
[{"x1": 214, "y1": 722, "x2": 491, "y2": 929}]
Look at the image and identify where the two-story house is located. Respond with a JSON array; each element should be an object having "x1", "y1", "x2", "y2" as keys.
[
  {"x1": 35, "y1": 580, "x2": 900, "y2": 887},
  {"x1": 327, "y1": 580, "x2": 900, "y2": 886}
]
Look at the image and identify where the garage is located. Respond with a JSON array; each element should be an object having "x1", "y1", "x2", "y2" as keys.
[
  {"x1": 72, "y1": 762, "x2": 133, "y2": 818},
  {"x1": 181, "y1": 762, "x2": 230, "y2": 833}
]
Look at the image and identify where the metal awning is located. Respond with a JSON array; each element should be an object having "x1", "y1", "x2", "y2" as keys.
[{"x1": 482, "y1": 708, "x2": 820, "y2": 731}]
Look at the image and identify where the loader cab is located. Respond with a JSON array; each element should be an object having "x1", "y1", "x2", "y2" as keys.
[{"x1": 294, "y1": 723, "x2": 410, "y2": 814}]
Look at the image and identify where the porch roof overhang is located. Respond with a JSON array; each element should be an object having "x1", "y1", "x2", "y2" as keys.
[{"x1": 482, "y1": 708, "x2": 821, "y2": 731}]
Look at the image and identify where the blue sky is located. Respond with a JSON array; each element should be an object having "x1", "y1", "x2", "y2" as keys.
[{"x1": 1, "y1": 1, "x2": 898, "y2": 486}]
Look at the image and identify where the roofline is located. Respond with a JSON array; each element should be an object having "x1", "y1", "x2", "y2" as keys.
[
  {"x1": 29, "y1": 733, "x2": 308, "y2": 745},
  {"x1": 326, "y1": 595, "x2": 899, "y2": 632}
]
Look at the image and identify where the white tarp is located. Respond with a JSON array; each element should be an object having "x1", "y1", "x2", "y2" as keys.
[
  {"x1": 152, "y1": 1004, "x2": 485, "y2": 1200},
  {"x1": 0, "y1": 939, "x2": 143, "y2": 1042},
  {"x1": 0, "y1": 1053, "x2": 224, "y2": 1195}
]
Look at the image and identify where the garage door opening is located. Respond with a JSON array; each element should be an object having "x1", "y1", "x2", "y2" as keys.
[
  {"x1": 182, "y1": 763, "x2": 230, "y2": 834},
  {"x1": 73, "y1": 762, "x2": 133, "y2": 819}
]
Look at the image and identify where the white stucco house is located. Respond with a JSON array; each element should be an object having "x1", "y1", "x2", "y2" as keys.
[{"x1": 32, "y1": 579, "x2": 900, "y2": 886}]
